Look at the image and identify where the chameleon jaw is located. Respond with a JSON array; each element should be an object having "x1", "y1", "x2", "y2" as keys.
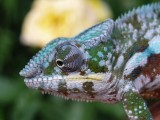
[{"x1": 23, "y1": 73, "x2": 118, "y2": 103}]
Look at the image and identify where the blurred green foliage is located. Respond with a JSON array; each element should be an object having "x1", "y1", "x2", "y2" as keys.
[{"x1": 0, "y1": 0, "x2": 159, "y2": 120}]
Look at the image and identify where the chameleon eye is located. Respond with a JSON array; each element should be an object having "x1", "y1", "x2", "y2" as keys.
[
  {"x1": 55, "y1": 44, "x2": 84, "y2": 72},
  {"x1": 56, "y1": 59, "x2": 64, "y2": 68}
]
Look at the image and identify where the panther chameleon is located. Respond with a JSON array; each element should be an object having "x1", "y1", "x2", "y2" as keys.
[{"x1": 20, "y1": 3, "x2": 160, "y2": 120}]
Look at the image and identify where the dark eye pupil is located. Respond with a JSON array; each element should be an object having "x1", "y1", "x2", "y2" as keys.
[{"x1": 56, "y1": 59, "x2": 63, "y2": 67}]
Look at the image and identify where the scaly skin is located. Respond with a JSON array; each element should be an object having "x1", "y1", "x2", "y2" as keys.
[{"x1": 20, "y1": 3, "x2": 160, "y2": 120}]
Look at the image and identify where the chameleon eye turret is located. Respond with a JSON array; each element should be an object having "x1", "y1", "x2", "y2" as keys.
[{"x1": 55, "y1": 43, "x2": 84, "y2": 72}]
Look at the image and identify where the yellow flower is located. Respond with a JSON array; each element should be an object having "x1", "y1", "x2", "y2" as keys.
[{"x1": 21, "y1": 0, "x2": 112, "y2": 47}]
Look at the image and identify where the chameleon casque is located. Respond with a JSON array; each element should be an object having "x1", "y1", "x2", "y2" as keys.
[{"x1": 20, "y1": 3, "x2": 160, "y2": 120}]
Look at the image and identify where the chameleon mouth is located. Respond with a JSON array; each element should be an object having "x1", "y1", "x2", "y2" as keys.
[{"x1": 24, "y1": 73, "x2": 105, "y2": 89}]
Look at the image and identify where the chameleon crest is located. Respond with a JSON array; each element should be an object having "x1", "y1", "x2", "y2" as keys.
[{"x1": 20, "y1": 3, "x2": 160, "y2": 120}]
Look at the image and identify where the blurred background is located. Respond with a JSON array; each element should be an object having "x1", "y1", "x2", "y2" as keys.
[{"x1": 0, "y1": 0, "x2": 159, "y2": 120}]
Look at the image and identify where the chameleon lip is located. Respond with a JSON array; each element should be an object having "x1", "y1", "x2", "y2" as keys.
[
  {"x1": 24, "y1": 73, "x2": 105, "y2": 83},
  {"x1": 24, "y1": 75, "x2": 63, "y2": 83},
  {"x1": 23, "y1": 73, "x2": 106, "y2": 89}
]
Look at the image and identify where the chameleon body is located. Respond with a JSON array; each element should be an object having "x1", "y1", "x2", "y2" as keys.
[{"x1": 20, "y1": 3, "x2": 160, "y2": 120}]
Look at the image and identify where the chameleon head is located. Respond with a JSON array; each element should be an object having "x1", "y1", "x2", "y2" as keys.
[{"x1": 20, "y1": 19, "x2": 117, "y2": 103}]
